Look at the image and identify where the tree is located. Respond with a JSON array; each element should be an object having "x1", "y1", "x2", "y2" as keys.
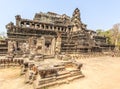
[
  {"x1": 111, "y1": 23, "x2": 120, "y2": 50},
  {"x1": 96, "y1": 29, "x2": 104, "y2": 36},
  {"x1": 0, "y1": 32, "x2": 6, "y2": 40},
  {"x1": 96, "y1": 24, "x2": 120, "y2": 50},
  {"x1": 96, "y1": 29, "x2": 112, "y2": 44}
]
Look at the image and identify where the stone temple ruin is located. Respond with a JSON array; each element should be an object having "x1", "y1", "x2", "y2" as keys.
[
  {"x1": 0, "y1": 8, "x2": 116, "y2": 89},
  {"x1": 1, "y1": 8, "x2": 115, "y2": 56}
]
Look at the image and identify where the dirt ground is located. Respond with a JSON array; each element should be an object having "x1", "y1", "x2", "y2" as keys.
[{"x1": 0, "y1": 56, "x2": 120, "y2": 89}]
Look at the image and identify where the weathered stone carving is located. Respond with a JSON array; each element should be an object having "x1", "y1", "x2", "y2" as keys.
[
  {"x1": 6, "y1": 22, "x2": 14, "y2": 30},
  {"x1": 71, "y1": 8, "x2": 81, "y2": 31},
  {"x1": 15, "y1": 15, "x2": 21, "y2": 27}
]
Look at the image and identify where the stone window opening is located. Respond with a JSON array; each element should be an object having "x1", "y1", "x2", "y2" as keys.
[
  {"x1": 21, "y1": 22, "x2": 24, "y2": 27},
  {"x1": 37, "y1": 46, "x2": 42, "y2": 49},
  {"x1": 68, "y1": 28, "x2": 71, "y2": 31},
  {"x1": 37, "y1": 24, "x2": 39, "y2": 27},
  {"x1": 65, "y1": 28, "x2": 67, "y2": 32},
  {"x1": 61, "y1": 28, "x2": 64, "y2": 32},
  {"x1": 45, "y1": 41, "x2": 51, "y2": 48},
  {"x1": 32, "y1": 24, "x2": 35, "y2": 28},
  {"x1": 16, "y1": 42, "x2": 20, "y2": 51},
  {"x1": 42, "y1": 25, "x2": 44, "y2": 29},
  {"x1": 50, "y1": 26, "x2": 52, "y2": 30},
  {"x1": 58, "y1": 27, "x2": 60, "y2": 31},
  {"x1": 54, "y1": 26, "x2": 56, "y2": 30},
  {"x1": 33, "y1": 40, "x2": 37, "y2": 45},
  {"x1": 26, "y1": 24, "x2": 29, "y2": 27},
  {"x1": 46, "y1": 25, "x2": 49, "y2": 29}
]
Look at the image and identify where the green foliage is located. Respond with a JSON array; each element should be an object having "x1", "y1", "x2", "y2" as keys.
[
  {"x1": 96, "y1": 29, "x2": 112, "y2": 44},
  {"x1": 0, "y1": 36, "x2": 3, "y2": 40},
  {"x1": 96, "y1": 23, "x2": 120, "y2": 50}
]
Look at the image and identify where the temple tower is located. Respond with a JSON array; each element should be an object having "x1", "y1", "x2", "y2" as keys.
[
  {"x1": 71, "y1": 8, "x2": 82, "y2": 32},
  {"x1": 15, "y1": 15, "x2": 21, "y2": 27},
  {"x1": 71, "y1": 8, "x2": 87, "y2": 32}
]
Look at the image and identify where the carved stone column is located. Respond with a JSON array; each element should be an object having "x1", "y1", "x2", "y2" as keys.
[
  {"x1": 55, "y1": 33, "x2": 61, "y2": 55},
  {"x1": 51, "y1": 38, "x2": 55, "y2": 55},
  {"x1": 8, "y1": 40, "x2": 15, "y2": 56},
  {"x1": 52, "y1": 26, "x2": 54, "y2": 31},
  {"x1": 8, "y1": 40, "x2": 13, "y2": 53},
  {"x1": 39, "y1": 24, "x2": 42, "y2": 29},
  {"x1": 41, "y1": 36, "x2": 45, "y2": 55},
  {"x1": 15, "y1": 15, "x2": 21, "y2": 27},
  {"x1": 23, "y1": 22, "x2": 26, "y2": 28},
  {"x1": 30, "y1": 23, "x2": 32, "y2": 28},
  {"x1": 44, "y1": 24, "x2": 46, "y2": 30},
  {"x1": 35, "y1": 24, "x2": 38, "y2": 29}
]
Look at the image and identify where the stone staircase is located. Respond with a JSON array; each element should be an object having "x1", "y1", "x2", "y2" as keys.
[
  {"x1": 33, "y1": 70, "x2": 84, "y2": 89},
  {"x1": 43, "y1": 55, "x2": 55, "y2": 59}
]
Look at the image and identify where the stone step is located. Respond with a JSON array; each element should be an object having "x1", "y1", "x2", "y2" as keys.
[
  {"x1": 34, "y1": 74, "x2": 84, "y2": 89},
  {"x1": 38, "y1": 73, "x2": 72, "y2": 85},
  {"x1": 58, "y1": 70, "x2": 70, "y2": 76},
  {"x1": 43, "y1": 55, "x2": 54, "y2": 59},
  {"x1": 39, "y1": 70, "x2": 81, "y2": 84},
  {"x1": 35, "y1": 71, "x2": 81, "y2": 88},
  {"x1": 57, "y1": 71, "x2": 81, "y2": 80},
  {"x1": 67, "y1": 74, "x2": 84, "y2": 82}
]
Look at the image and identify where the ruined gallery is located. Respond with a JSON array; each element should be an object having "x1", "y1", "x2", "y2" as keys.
[
  {"x1": 4, "y1": 8, "x2": 114, "y2": 56},
  {"x1": 0, "y1": 8, "x2": 116, "y2": 89}
]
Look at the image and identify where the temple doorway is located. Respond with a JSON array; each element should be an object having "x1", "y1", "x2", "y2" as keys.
[{"x1": 43, "y1": 36, "x2": 55, "y2": 56}]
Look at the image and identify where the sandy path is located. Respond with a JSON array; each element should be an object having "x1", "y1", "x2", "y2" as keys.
[
  {"x1": 0, "y1": 56, "x2": 120, "y2": 89},
  {"x1": 0, "y1": 67, "x2": 33, "y2": 89},
  {"x1": 51, "y1": 56, "x2": 120, "y2": 89}
]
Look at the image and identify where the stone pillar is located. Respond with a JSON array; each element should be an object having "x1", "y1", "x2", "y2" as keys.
[
  {"x1": 13, "y1": 41, "x2": 17, "y2": 51},
  {"x1": 59, "y1": 27, "x2": 61, "y2": 32},
  {"x1": 55, "y1": 33, "x2": 62, "y2": 55},
  {"x1": 39, "y1": 24, "x2": 42, "y2": 29},
  {"x1": 50, "y1": 26, "x2": 52, "y2": 30},
  {"x1": 7, "y1": 40, "x2": 17, "y2": 56},
  {"x1": 41, "y1": 36, "x2": 45, "y2": 55},
  {"x1": 32, "y1": 23, "x2": 35, "y2": 28},
  {"x1": 51, "y1": 38, "x2": 55, "y2": 55},
  {"x1": 36, "y1": 37, "x2": 43, "y2": 54},
  {"x1": 23, "y1": 22, "x2": 26, "y2": 28},
  {"x1": 29, "y1": 37, "x2": 35, "y2": 55},
  {"x1": 15, "y1": 15, "x2": 21, "y2": 27},
  {"x1": 66, "y1": 27, "x2": 69, "y2": 33},
  {"x1": 35, "y1": 24, "x2": 38, "y2": 29},
  {"x1": 48, "y1": 25, "x2": 51, "y2": 30},
  {"x1": 30, "y1": 23, "x2": 32, "y2": 28},
  {"x1": 52, "y1": 26, "x2": 54, "y2": 31},
  {"x1": 8, "y1": 40, "x2": 13, "y2": 54},
  {"x1": 56, "y1": 27, "x2": 58, "y2": 31},
  {"x1": 44, "y1": 24, "x2": 46, "y2": 30}
]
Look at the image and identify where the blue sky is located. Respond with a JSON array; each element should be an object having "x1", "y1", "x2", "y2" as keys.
[{"x1": 0, "y1": 0, "x2": 120, "y2": 34}]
